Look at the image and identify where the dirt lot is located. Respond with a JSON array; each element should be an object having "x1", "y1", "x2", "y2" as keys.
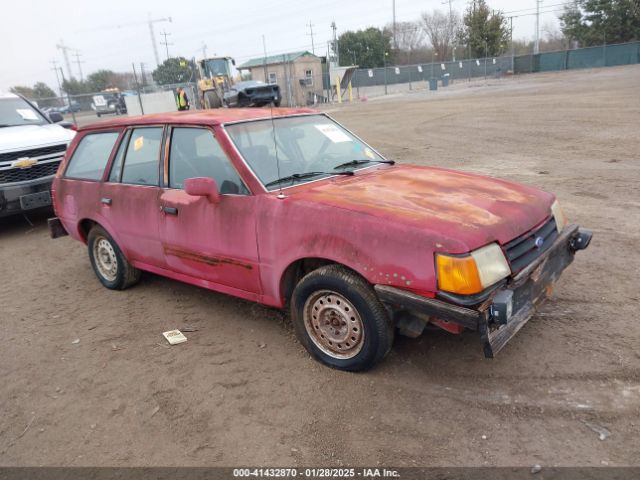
[{"x1": 1, "y1": 65, "x2": 639, "y2": 467}]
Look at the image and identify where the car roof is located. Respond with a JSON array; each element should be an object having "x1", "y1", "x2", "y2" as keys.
[{"x1": 79, "y1": 107, "x2": 319, "y2": 132}]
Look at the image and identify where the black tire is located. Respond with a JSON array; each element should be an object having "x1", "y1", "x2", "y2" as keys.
[
  {"x1": 87, "y1": 225, "x2": 141, "y2": 290},
  {"x1": 291, "y1": 265, "x2": 393, "y2": 371},
  {"x1": 96, "y1": 113, "x2": 101, "y2": 118},
  {"x1": 204, "y1": 90, "x2": 222, "y2": 109}
]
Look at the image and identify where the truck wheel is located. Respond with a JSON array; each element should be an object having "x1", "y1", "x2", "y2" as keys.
[
  {"x1": 204, "y1": 90, "x2": 222, "y2": 109},
  {"x1": 87, "y1": 225, "x2": 141, "y2": 290},
  {"x1": 96, "y1": 113, "x2": 101, "y2": 117},
  {"x1": 291, "y1": 265, "x2": 393, "y2": 371}
]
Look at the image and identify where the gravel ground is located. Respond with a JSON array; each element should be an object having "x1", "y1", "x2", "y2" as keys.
[{"x1": 1, "y1": 65, "x2": 639, "y2": 467}]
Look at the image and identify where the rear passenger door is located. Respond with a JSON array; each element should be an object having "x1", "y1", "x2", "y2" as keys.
[
  {"x1": 158, "y1": 126, "x2": 261, "y2": 296},
  {"x1": 101, "y1": 126, "x2": 165, "y2": 268}
]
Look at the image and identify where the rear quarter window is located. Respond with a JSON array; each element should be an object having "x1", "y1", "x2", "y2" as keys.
[{"x1": 64, "y1": 132, "x2": 120, "y2": 181}]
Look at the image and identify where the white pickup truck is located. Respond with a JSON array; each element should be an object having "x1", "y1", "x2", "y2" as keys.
[{"x1": 0, "y1": 93, "x2": 75, "y2": 217}]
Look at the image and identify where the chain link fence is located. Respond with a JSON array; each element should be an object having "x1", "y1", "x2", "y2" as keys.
[{"x1": 22, "y1": 41, "x2": 640, "y2": 117}]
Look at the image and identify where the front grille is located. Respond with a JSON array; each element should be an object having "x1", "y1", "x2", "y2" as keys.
[
  {"x1": 504, "y1": 216, "x2": 558, "y2": 272},
  {"x1": 0, "y1": 144, "x2": 67, "y2": 164},
  {"x1": 0, "y1": 160, "x2": 61, "y2": 184}
]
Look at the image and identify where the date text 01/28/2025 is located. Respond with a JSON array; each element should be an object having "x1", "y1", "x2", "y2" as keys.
[{"x1": 232, "y1": 468, "x2": 400, "y2": 478}]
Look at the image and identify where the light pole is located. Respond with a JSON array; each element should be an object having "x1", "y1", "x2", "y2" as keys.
[{"x1": 431, "y1": 51, "x2": 438, "y2": 79}]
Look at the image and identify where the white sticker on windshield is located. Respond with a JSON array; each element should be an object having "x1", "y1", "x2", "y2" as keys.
[
  {"x1": 16, "y1": 109, "x2": 38, "y2": 120},
  {"x1": 315, "y1": 124, "x2": 352, "y2": 143}
]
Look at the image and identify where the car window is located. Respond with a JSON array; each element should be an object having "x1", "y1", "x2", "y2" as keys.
[
  {"x1": 64, "y1": 132, "x2": 119, "y2": 181},
  {"x1": 107, "y1": 130, "x2": 130, "y2": 183},
  {"x1": 121, "y1": 127, "x2": 163, "y2": 186},
  {"x1": 169, "y1": 127, "x2": 249, "y2": 195},
  {"x1": 225, "y1": 115, "x2": 386, "y2": 189},
  {"x1": 0, "y1": 97, "x2": 48, "y2": 126}
]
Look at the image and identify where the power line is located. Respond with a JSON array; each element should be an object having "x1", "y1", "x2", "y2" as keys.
[{"x1": 160, "y1": 30, "x2": 173, "y2": 60}]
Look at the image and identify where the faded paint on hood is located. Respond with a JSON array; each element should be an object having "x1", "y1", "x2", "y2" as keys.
[{"x1": 293, "y1": 165, "x2": 554, "y2": 251}]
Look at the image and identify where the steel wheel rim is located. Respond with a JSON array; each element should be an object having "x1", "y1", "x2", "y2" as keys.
[
  {"x1": 93, "y1": 236, "x2": 118, "y2": 282},
  {"x1": 303, "y1": 289, "x2": 365, "y2": 360}
]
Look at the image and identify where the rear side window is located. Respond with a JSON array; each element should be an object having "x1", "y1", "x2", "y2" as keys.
[
  {"x1": 65, "y1": 132, "x2": 119, "y2": 180},
  {"x1": 169, "y1": 127, "x2": 248, "y2": 194},
  {"x1": 121, "y1": 127, "x2": 163, "y2": 185}
]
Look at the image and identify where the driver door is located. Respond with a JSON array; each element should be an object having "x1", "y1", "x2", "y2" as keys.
[{"x1": 158, "y1": 126, "x2": 261, "y2": 296}]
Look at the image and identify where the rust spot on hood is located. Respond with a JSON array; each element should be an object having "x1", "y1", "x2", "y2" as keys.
[{"x1": 293, "y1": 165, "x2": 554, "y2": 246}]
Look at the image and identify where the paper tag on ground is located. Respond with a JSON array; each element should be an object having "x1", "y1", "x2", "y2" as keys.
[
  {"x1": 163, "y1": 329, "x2": 187, "y2": 345},
  {"x1": 16, "y1": 109, "x2": 38, "y2": 120},
  {"x1": 315, "y1": 124, "x2": 351, "y2": 143}
]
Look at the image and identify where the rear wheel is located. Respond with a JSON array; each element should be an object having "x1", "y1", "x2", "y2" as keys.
[
  {"x1": 291, "y1": 265, "x2": 393, "y2": 371},
  {"x1": 87, "y1": 225, "x2": 140, "y2": 290}
]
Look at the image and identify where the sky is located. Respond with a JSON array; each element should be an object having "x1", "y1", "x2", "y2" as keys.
[{"x1": 0, "y1": 0, "x2": 570, "y2": 92}]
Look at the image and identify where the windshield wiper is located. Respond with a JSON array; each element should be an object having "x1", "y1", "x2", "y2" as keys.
[
  {"x1": 264, "y1": 171, "x2": 354, "y2": 189},
  {"x1": 333, "y1": 158, "x2": 395, "y2": 170}
]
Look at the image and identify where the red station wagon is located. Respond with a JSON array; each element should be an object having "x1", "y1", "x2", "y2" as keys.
[{"x1": 49, "y1": 109, "x2": 591, "y2": 371}]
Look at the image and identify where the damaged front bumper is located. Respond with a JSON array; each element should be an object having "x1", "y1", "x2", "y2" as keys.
[{"x1": 375, "y1": 225, "x2": 592, "y2": 358}]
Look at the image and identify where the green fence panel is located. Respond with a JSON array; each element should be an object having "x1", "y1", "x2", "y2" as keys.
[
  {"x1": 605, "y1": 42, "x2": 640, "y2": 66},
  {"x1": 568, "y1": 46, "x2": 606, "y2": 69},
  {"x1": 514, "y1": 54, "x2": 534, "y2": 74},
  {"x1": 539, "y1": 51, "x2": 567, "y2": 71}
]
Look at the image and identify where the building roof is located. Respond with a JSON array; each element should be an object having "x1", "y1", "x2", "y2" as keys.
[
  {"x1": 238, "y1": 51, "x2": 318, "y2": 69},
  {"x1": 78, "y1": 108, "x2": 319, "y2": 131}
]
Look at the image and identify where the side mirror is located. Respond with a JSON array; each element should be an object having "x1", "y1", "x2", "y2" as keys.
[
  {"x1": 184, "y1": 177, "x2": 220, "y2": 204},
  {"x1": 49, "y1": 111, "x2": 64, "y2": 123}
]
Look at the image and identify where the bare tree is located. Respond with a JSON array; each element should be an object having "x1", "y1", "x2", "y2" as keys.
[
  {"x1": 420, "y1": 9, "x2": 461, "y2": 61},
  {"x1": 388, "y1": 21, "x2": 425, "y2": 63}
]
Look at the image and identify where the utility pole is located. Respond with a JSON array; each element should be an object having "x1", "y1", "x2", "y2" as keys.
[
  {"x1": 201, "y1": 42, "x2": 208, "y2": 59},
  {"x1": 160, "y1": 30, "x2": 173, "y2": 60},
  {"x1": 392, "y1": 0, "x2": 397, "y2": 49},
  {"x1": 56, "y1": 40, "x2": 75, "y2": 80},
  {"x1": 331, "y1": 21, "x2": 339, "y2": 66},
  {"x1": 140, "y1": 62, "x2": 147, "y2": 89},
  {"x1": 58, "y1": 67, "x2": 77, "y2": 124},
  {"x1": 262, "y1": 35, "x2": 268, "y2": 83},
  {"x1": 50, "y1": 60, "x2": 64, "y2": 104},
  {"x1": 307, "y1": 21, "x2": 316, "y2": 55},
  {"x1": 132, "y1": 63, "x2": 145, "y2": 115},
  {"x1": 147, "y1": 13, "x2": 172, "y2": 67},
  {"x1": 442, "y1": 0, "x2": 454, "y2": 60},
  {"x1": 72, "y1": 51, "x2": 85, "y2": 81},
  {"x1": 534, "y1": 0, "x2": 541, "y2": 54},
  {"x1": 509, "y1": 16, "x2": 514, "y2": 72}
]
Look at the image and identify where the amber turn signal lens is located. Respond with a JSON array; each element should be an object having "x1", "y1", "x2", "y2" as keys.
[{"x1": 436, "y1": 254, "x2": 484, "y2": 295}]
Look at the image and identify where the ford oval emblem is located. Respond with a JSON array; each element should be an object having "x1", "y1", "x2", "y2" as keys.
[{"x1": 534, "y1": 236, "x2": 544, "y2": 248}]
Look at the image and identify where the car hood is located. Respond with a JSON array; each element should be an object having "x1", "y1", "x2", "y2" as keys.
[
  {"x1": 293, "y1": 164, "x2": 555, "y2": 252},
  {"x1": 0, "y1": 124, "x2": 75, "y2": 152}
]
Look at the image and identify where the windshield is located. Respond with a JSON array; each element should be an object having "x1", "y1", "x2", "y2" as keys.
[
  {"x1": 0, "y1": 97, "x2": 48, "y2": 127},
  {"x1": 203, "y1": 58, "x2": 231, "y2": 77},
  {"x1": 225, "y1": 115, "x2": 387, "y2": 190}
]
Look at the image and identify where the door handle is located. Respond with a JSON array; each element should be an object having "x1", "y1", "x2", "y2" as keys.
[
  {"x1": 161, "y1": 205, "x2": 178, "y2": 215},
  {"x1": 100, "y1": 197, "x2": 112, "y2": 205}
]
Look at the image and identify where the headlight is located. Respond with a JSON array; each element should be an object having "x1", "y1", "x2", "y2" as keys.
[
  {"x1": 551, "y1": 199, "x2": 567, "y2": 233},
  {"x1": 436, "y1": 243, "x2": 511, "y2": 295}
]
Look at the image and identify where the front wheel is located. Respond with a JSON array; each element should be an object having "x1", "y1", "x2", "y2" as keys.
[
  {"x1": 291, "y1": 265, "x2": 393, "y2": 371},
  {"x1": 87, "y1": 225, "x2": 141, "y2": 290}
]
